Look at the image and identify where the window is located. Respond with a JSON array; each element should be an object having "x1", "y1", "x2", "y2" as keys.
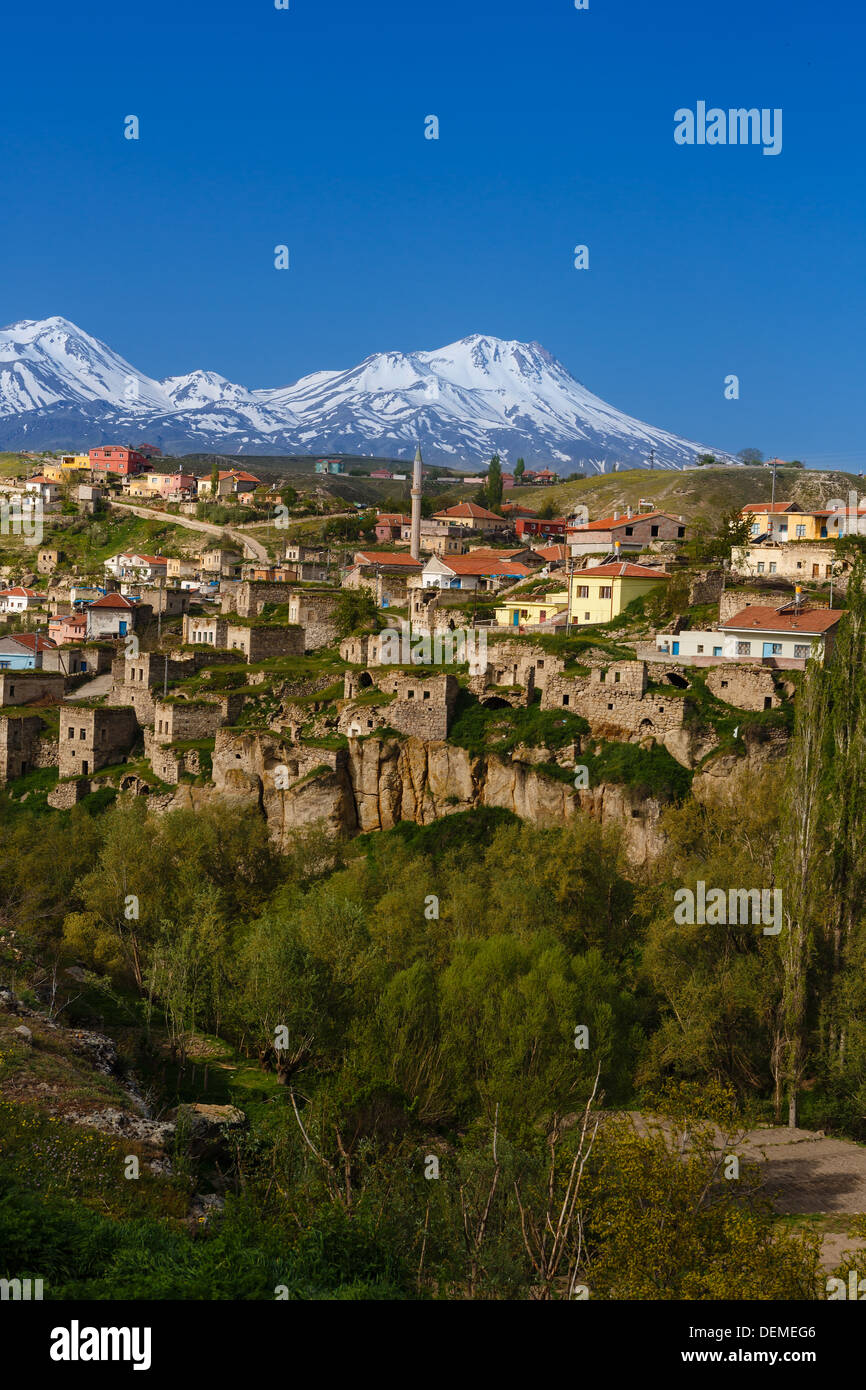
[
  {"x1": 608, "y1": 702, "x2": 613, "y2": 710},
  {"x1": 677, "y1": 527, "x2": 685, "y2": 538},
  {"x1": 614, "y1": 671, "x2": 621, "y2": 683},
  {"x1": 769, "y1": 563, "x2": 777, "y2": 574},
  {"x1": 407, "y1": 690, "x2": 414, "y2": 699},
  {"x1": 537, "y1": 660, "x2": 544, "y2": 669},
  {"x1": 737, "y1": 641, "x2": 751, "y2": 655},
  {"x1": 625, "y1": 526, "x2": 634, "y2": 536},
  {"x1": 650, "y1": 525, "x2": 659, "y2": 537},
  {"x1": 796, "y1": 525, "x2": 806, "y2": 538},
  {"x1": 793, "y1": 643, "x2": 811, "y2": 658},
  {"x1": 599, "y1": 586, "x2": 612, "y2": 599},
  {"x1": 423, "y1": 690, "x2": 430, "y2": 700},
  {"x1": 696, "y1": 644, "x2": 704, "y2": 654},
  {"x1": 68, "y1": 727, "x2": 74, "y2": 739},
  {"x1": 721, "y1": 679, "x2": 728, "y2": 688},
  {"x1": 575, "y1": 585, "x2": 589, "y2": 598},
  {"x1": 584, "y1": 613, "x2": 590, "y2": 621},
  {"x1": 79, "y1": 728, "x2": 86, "y2": 740},
  {"x1": 562, "y1": 694, "x2": 569, "y2": 707},
  {"x1": 757, "y1": 562, "x2": 765, "y2": 573}
]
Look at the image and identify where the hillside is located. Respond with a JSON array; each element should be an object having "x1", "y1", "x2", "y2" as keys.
[{"x1": 503, "y1": 466, "x2": 865, "y2": 523}]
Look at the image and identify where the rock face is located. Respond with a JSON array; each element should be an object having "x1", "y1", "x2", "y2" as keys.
[{"x1": 199, "y1": 730, "x2": 669, "y2": 864}]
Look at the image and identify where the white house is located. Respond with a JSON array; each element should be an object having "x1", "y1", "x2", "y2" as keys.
[
  {"x1": 0, "y1": 586, "x2": 45, "y2": 615},
  {"x1": 421, "y1": 555, "x2": 533, "y2": 591},
  {"x1": 24, "y1": 476, "x2": 62, "y2": 505},
  {"x1": 717, "y1": 605, "x2": 845, "y2": 664},
  {"x1": 104, "y1": 552, "x2": 169, "y2": 584},
  {"x1": 84, "y1": 593, "x2": 138, "y2": 640}
]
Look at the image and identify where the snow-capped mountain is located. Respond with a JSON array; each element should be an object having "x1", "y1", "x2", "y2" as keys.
[{"x1": 0, "y1": 317, "x2": 733, "y2": 470}]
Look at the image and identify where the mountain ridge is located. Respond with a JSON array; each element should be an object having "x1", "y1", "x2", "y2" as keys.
[{"x1": 0, "y1": 317, "x2": 735, "y2": 471}]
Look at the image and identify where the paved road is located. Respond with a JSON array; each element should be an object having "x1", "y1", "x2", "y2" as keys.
[
  {"x1": 65, "y1": 672, "x2": 113, "y2": 700},
  {"x1": 107, "y1": 500, "x2": 270, "y2": 563}
]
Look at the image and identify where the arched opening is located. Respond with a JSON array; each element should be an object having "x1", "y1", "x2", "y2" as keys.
[
  {"x1": 481, "y1": 696, "x2": 510, "y2": 709},
  {"x1": 358, "y1": 671, "x2": 373, "y2": 689},
  {"x1": 664, "y1": 671, "x2": 689, "y2": 689},
  {"x1": 638, "y1": 718, "x2": 655, "y2": 735}
]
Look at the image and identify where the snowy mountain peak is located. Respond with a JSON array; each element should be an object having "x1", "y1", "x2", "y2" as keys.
[{"x1": 0, "y1": 316, "x2": 731, "y2": 470}]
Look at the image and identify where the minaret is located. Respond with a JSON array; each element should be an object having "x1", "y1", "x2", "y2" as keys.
[{"x1": 410, "y1": 443, "x2": 423, "y2": 560}]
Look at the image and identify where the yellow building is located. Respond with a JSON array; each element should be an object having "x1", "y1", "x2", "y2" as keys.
[
  {"x1": 41, "y1": 461, "x2": 65, "y2": 481},
  {"x1": 568, "y1": 561, "x2": 669, "y2": 626},
  {"x1": 495, "y1": 591, "x2": 569, "y2": 630},
  {"x1": 741, "y1": 502, "x2": 827, "y2": 542},
  {"x1": 58, "y1": 453, "x2": 91, "y2": 474},
  {"x1": 126, "y1": 473, "x2": 156, "y2": 498}
]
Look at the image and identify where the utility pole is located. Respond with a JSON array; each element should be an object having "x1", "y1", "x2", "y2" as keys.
[
  {"x1": 771, "y1": 457, "x2": 778, "y2": 508},
  {"x1": 649, "y1": 447, "x2": 655, "y2": 471}
]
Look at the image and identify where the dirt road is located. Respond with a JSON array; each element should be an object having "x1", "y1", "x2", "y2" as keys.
[{"x1": 107, "y1": 500, "x2": 270, "y2": 563}]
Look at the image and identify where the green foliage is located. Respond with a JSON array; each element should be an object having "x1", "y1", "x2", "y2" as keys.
[
  {"x1": 333, "y1": 586, "x2": 379, "y2": 638},
  {"x1": 582, "y1": 740, "x2": 693, "y2": 801},
  {"x1": 487, "y1": 454, "x2": 503, "y2": 509},
  {"x1": 448, "y1": 689, "x2": 590, "y2": 758}
]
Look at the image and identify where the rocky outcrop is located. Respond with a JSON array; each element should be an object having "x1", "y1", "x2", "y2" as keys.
[{"x1": 193, "y1": 729, "x2": 669, "y2": 863}]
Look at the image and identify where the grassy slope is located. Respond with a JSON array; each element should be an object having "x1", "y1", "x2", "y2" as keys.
[{"x1": 500, "y1": 466, "x2": 864, "y2": 523}]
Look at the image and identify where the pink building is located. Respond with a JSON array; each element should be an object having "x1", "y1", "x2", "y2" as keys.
[{"x1": 158, "y1": 472, "x2": 196, "y2": 498}]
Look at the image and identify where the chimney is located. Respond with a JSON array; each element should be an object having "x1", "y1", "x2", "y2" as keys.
[
  {"x1": 410, "y1": 444, "x2": 423, "y2": 560},
  {"x1": 626, "y1": 505, "x2": 632, "y2": 519},
  {"x1": 613, "y1": 510, "x2": 619, "y2": 521}
]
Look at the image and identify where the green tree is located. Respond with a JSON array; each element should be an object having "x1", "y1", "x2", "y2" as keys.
[
  {"x1": 333, "y1": 586, "x2": 379, "y2": 637},
  {"x1": 514, "y1": 457, "x2": 525, "y2": 482},
  {"x1": 487, "y1": 455, "x2": 503, "y2": 509}
]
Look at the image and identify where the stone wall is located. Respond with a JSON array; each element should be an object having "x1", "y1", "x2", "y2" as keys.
[
  {"x1": 225, "y1": 623, "x2": 305, "y2": 662},
  {"x1": 151, "y1": 691, "x2": 242, "y2": 746},
  {"x1": 222, "y1": 581, "x2": 292, "y2": 619},
  {"x1": 47, "y1": 778, "x2": 96, "y2": 809},
  {"x1": 0, "y1": 672, "x2": 67, "y2": 706},
  {"x1": 339, "y1": 672, "x2": 459, "y2": 741},
  {"x1": 705, "y1": 665, "x2": 781, "y2": 711},
  {"x1": 472, "y1": 639, "x2": 564, "y2": 693},
  {"x1": 0, "y1": 714, "x2": 46, "y2": 781},
  {"x1": 409, "y1": 587, "x2": 472, "y2": 633},
  {"x1": 287, "y1": 591, "x2": 340, "y2": 650},
  {"x1": 718, "y1": 588, "x2": 796, "y2": 623},
  {"x1": 59, "y1": 705, "x2": 139, "y2": 778},
  {"x1": 542, "y1": 662, "x2": 687, "y2": 743},
  {"x1": 143, "y1": 731, "x2": 210, "y2": 785},
  {"x1": 42, "y1": 645, "x2": 115, "y2": 677},
  {"x1": 687, "y1": 570, "x2": 725, "y2": 606}
]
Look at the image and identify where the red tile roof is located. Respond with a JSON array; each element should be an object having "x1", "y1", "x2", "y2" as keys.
[
  {"x1": 741, "y1": 502, "x2": 798, "y2": 513},
  {"x1": 438, "y1": 556, "x2": 533, "y2": 577},
  {"x1": 720, "y1": 606, "x2": 845, "y2": 635},
  {"x1": 0, "y1": 587, "x2": 41, "y2": 599},
  {"x1": 578, "y1": 561, "x2": 670, "y2": 579},
  {"x1": 89, "y1": 593, "x2": 137, "y2": 609},
  {"x1": 536, "y1": 544, "x2": 569, "y2": 563},
  {"x1": 2, "y1": 633, "x2": 57, "y2": 652},
  {"x1": 435, "y1": 503, "x2": 506, "y2": 521},
  {"x1": 353, "y1": 552, "x2": 422, "y2": 568},
  {"x1": 568, "y1": 510, "x2": 680, "y2": 532}
]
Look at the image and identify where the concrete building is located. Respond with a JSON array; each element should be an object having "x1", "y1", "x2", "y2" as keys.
[
  {"x1": 566, "y1": 510, "x2": 687, "y2": 558},
  {"x1": 568, "y1": 561, "x2": 670, "y2": 626},
  {"x1": 732, "y1": 544, "x2": 841, "y2": 583}
]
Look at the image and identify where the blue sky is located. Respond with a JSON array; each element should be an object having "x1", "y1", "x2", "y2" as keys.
[{"x1": 2, "y1": 0, "x2": 863, "y2": 467}]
